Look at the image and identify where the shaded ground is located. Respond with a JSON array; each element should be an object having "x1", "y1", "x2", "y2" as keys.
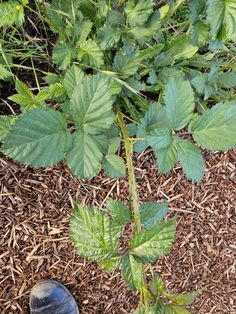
[{"x1": 0, "y1": 149, "x2": 235, "y2": 313}]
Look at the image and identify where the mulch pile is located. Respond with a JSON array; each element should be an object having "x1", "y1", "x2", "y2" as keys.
[{"x1": 0, "y1": 149, "x2": 235, "y2": 313}]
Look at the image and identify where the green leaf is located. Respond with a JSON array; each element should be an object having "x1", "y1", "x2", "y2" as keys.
[
  {"x1": 108, "y1": 137, "x2": 121, "y2": 154},
  {"x1": 106, "y1": 198, "x2": 131, "y2": 224},
  {"x1": 207, "y1": 0, "x2": 236, "y2": 41},
  {"x1": 52, "y1": 42, "x2": 75, "y2": 70},
  {"x1": 113, "y1": 51, "x2": 142, "y2": 79},
  {"x1": 129, "y1": 220, "x2": 176, "y2": 263},
  {"x1": 191, "y1": 102, "x2": 236, "y2": 151},
  {"x1": 102, "y1": 154, "x2": 126, "y2": 178},
  {"x1": 135, "y1": 103, "x2": 170, "y2": 153},
  {"x1": 140, "y1": 201, "x2": 168, "y2": 229},
  {"x1": 0, "y1": 116, "x2": 17, "y2": 141},
  {"x1": 146, "y1": 128, "x2": 172, "y2": 150},
  {"x1": 70, "y1": 202, "x2": 120, "y2": 271},
  {"x1": 77, "y1": 39, "x2": 104, "y2": 67},
  {"x1": 165, "y1": 304, "x2": 191, "y2": 314},
  {"x1": 121, "y1": 253, "x2": 144, "y2": 290},
  {"x1": 125, "y1": 0, "x2": 154, "y2": 27},
  {"x1": 218, "y1": 72, "x2": 236, "y2": 89},
  {"x1": 75, "y1": 20, "x2": 93, "y2": 44},
  {"x1": 164, "y1": 78, "x2": 195, "y2": 130},
  {"x1": 165, "y1": 35, "x2": 198, "y2": 61},
  {"x1": 2, "y1": 108, "x2": 70, "y2": 166},
  {"x1": 175, "y1": 138, "x2": 205, "y2": 183},
  {"x1": 0, "y1": 0, "x2": 26, "y2": 27},
  {"x1": 168, "y1": 290, "x2": 200, "y2": 305},
  {"x1": 67, "y1": 131, "x2": 106, "y2": 179},
  {"x1": 150, "y1": 273, "x2": 166, "y2": 297},
  {"x1": 64, "y1": 64, "x2": 85, "y2": 97},
  {"x1": 155, "y1": 141, "x2": 177, "y2": 174},
  {"x1": 70, "y1": 75, "x2": 115, "y2": 134},
  {"x1": 0, "y1": 64, "x2": 12, "y2": 80},
  {"x1": 97, "y1": 25, "x2": 122, "y2": 50}
]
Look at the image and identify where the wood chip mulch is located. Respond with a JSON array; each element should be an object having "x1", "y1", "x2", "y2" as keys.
[{"x1": 0, "y1": 149, "x2": 235, "y2": 314}]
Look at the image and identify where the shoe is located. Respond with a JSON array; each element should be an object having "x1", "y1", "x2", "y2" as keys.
[{"x1": 29, "y1": 279, "x2": 79, "y2": 314}]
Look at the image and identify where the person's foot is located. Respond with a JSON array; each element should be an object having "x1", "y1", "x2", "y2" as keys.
[{"x1": 29, "y1": 279, "x2": 79, "y2": 314}]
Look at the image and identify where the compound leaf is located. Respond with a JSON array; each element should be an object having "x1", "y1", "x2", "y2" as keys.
[
  {"x1": 77, "y1": 39, "x2": 104, "y2": 67},
  {"x1": 191, "y1": 102, "x2": 236, "y2": 151},
  {"x1": 164, "y1": 78, "x2": 195, "y2": 130},
  {"x1": 129, "y1": 220, "x2": 176, "y2": 263},
  {"x1": 121, "y1": 253, "x2": 144, "y2": 290},
  {"x1": 146, "y1": 128, "x2": 172, "y2": 150},
  {"x1": 52, "y1": 42, "x2": 74, "y2": 70},
  {"x1": 70, "y1": 75, "x2": 115, "y2": 133},
  {"x1": 106, "y1": 198, "x2": 131, "y2": 224},
  {"x1": 140, "y1": 201, "x2": 168, "y2": 229},
  {"x1": 113, "y1": 51, "x2": 142, "y2": 79},
  {"x1": 175, "y1": 138, "x2": 205, "y2": 183},
  {"x1": 2, "y1": 108, "x2": 70, "y2": 166},
  {"x1": 70, "y1": 202, "x2": 120, "y2": 271},
  {"x1": 67, "y1": 131, "x2": 105, "y2": 179}
]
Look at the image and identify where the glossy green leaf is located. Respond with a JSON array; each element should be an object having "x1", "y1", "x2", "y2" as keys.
[
  {"x1": 140, "y1": 201, "x2": 168, "y2": 229},
  {"x1": 2, "y1": 108, "x2": 70, "y2": 166},
  {"x1": 191, "y1": 102, "x2": 236, "y2": 151},
  {"x1": 129, "y1": 220, "x2": 176, "y2": 263},
  {"x1": 164, "y1": 78, "x2": 195, "y2": 130},
  {"x1": 70, "y1": 75, "x2": 114, "y2": 133}
]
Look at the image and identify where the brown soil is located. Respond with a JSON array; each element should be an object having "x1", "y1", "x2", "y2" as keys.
[{"x1": 0, "y1": 149, "x2": 235, "y2": 314}]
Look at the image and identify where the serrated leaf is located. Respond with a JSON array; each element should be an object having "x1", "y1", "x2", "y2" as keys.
[
  {"x1": 191, "y1": 102, "x2": 236, "y2": 151},
  {"x1": 218, "y1": 72, "x2": 236, "y2": 89},
  {"x1": 135, "y1": 103, "x2": 170, "y2": 153},
  {"x1": 121, "y1": 253, "x2": 144, "y2": 290},
  {"x1": 165, "y1": 35, "x2": 198, "y2": 60},
  {"x1": 168, "y1": 290, "x2": 200, "y2": 305},
  {"x1": 164, "y1": 78, "x2": 195, "y2": 130},
  {"x1": 52, "y1": 42, "x2": 74, "y2": 70},
  {"x1": 70, "y1": 202, "x2": 120, "y2": 271},
  {"x1": 207, "y1": 0, "x2": 236, "y2": 42},
  {"x1": 175, "y1": 138, "x2": 205, "y2": 183},
  {"x1": 106, "y1": 198, "x2": 131, "y2": 224},
  {"x1": 165, "y1": 304, "x2": 191, "y2": 314},
  {"x1": 70, "y1": 75, "x2": 115, "y2": 134},
  {"x1": 146, "y1": 128, "x2": 172, "y2": 150},
  {"x1": 0, "y1": 64, "x2": 12, "y2": 80},
  {"x1": 76, "y1": 20, "x2": 93, "y2": 44},
  {"x1": 67, "y1": 131, "x2": 106, "y2": 179},
  {"x1": 77, "y1": 39, "x2": 104, "y2": 67},
  {"x1": 0, "y1": 0, "x2": 26, "y2": 27},
  {"x1": 64, "y1": 64, "x2": 85, "y2": 97},
  {"x1": 129, "y1": 220, "x2": 176, "y2": 263},
  {"x1": 0, "y1": 116, "x2": 17, "y2": 141},
  {"x1": 125, "y1": 0, "x2": 154, "y2": 27},
  {"x1": 97, "y1": 25, "x2": 121, "y2": 50},
  {"x1": 113, "y1": 51, "x2": 142, "y2": 79},
  {"x1": 102, "y1": 154, "x2": 126, "y2": 178},
  {"x1": 155, "y1": 141, "x2": 177, "y2": 174},
  {"x1": 2, "y1": 108, "x2": 70, "y2": 166},
  {"x1": 140, "y1": 201, "x2": 168, "y2": 229}
]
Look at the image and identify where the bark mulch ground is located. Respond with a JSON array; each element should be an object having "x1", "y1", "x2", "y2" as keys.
[{"x1": 0, "y1": 149, "x2": 235, "y2": 314}]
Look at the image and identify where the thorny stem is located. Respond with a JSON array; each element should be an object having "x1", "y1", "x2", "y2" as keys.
[{"x1": 117, "y1": 112, "x2": 149, "y2": 306}]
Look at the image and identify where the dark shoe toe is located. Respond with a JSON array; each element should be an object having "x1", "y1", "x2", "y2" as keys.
[{"x1": 30, "y1": 279, "x2": 79, "y2": 314}]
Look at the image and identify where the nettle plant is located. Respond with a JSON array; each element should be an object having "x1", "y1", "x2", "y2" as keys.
[{"x1": 1, "y1": 0, "x2": 236, "y2": 312}]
